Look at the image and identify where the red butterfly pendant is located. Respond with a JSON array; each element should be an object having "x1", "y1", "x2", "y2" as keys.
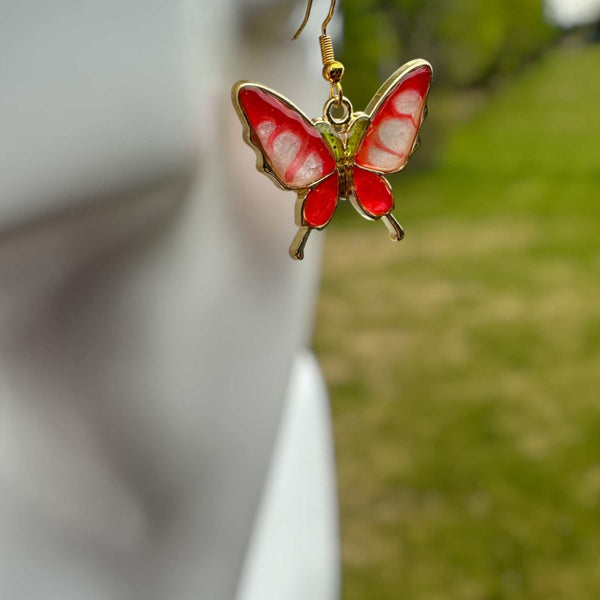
[{"x1": 232, "y1": 60, "x2": 432, "y2": 260}]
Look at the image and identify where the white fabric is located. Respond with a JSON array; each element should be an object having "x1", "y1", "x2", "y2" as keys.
[{"x1": 236, "y1": 352, "x2": 340, "y2": 600}]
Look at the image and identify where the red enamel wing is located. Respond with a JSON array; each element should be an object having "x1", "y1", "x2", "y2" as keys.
[{"x1": 232, "y1": 60, "x2": 432, "y2": 259}]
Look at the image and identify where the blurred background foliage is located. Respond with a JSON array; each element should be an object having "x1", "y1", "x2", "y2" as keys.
[
  {"x1": 342, "y1": 0, "x2": 556, "y2": 108},
  {"x1": 314, "y1": 1, "x2": 600, "y2": 599}
]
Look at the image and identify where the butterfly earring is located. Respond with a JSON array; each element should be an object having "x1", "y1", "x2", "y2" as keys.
[{"x1": 232, "y1": 0, "x2": 432, "y2": 260}]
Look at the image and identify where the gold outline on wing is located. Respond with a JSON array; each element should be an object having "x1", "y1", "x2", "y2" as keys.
[{"x1": 231, "y1": 81, "x2": 336, "y2": 192}]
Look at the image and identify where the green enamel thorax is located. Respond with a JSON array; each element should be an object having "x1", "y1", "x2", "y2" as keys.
[
  {"x1": 344, "y1": 114, "x2": 370, "y2": 158},
  {"x1": 314, "y1": 112, "x2": 370, "y2": 163},
  {"x1": 314, "y1": 112, "x2": 370, "y2": 200},
  {"x1": 314, "y1": 120, "x2": 345, "y2": 162}
]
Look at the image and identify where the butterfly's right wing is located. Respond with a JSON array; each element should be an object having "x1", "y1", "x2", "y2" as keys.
[
  {"x1": 348, "y1": 61, "x2": 431, "y2": 221},
  {"x1": 232, "y1": 82, "x2": 337, "y2": 191},
  {"x1": 354, "y1": 60, "x2": 432, "y2": 175}
]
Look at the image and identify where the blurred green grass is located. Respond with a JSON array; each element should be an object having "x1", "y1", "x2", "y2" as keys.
[{"x1": 314, "y1": 45, "x2": 600, "y2": 600}]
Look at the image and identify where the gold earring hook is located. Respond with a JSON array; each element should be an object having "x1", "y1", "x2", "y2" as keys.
[
  {"x1": 292, "y1": 0, "x2": 344, "y2": 98},
  {"x1": 293, "y1": 0, "x2": 337, "y2": 39}
]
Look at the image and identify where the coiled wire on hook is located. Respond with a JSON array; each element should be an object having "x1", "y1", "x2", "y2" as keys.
[
  {"x1": 293, "y1": 0, "x2": 345, "y2": 101},
  {"x1": 319, "y1": 33, "x2": 335, "y2": 65}
]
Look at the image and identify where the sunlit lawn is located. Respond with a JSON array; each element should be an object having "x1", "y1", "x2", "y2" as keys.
[{"x1": 314, "y1": 44, "x2": 600, "y2": 600}]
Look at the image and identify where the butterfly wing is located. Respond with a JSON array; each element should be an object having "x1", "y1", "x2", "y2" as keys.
[
  {"x1": 354, "y1": 60, "x2": 432, "y2": 175},
  {"x1": 351, "y1": 166, "x2": 394, "y2": 218},
  {"x1": 349, "y1": 60, "x2": 431, "y2": 220},
  {"x1": 300, "y1": 173, "x2": 339, "y2": 228},
  {"x1": 232, "y1": 82, "x2": 337, "y2": 191}
]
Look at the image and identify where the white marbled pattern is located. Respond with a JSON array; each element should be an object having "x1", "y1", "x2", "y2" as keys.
[
  {"x1": 378, "y1": 118, "x2": 414, "y2": 158},
  {"x1": 256, "y1": 120, "x2": 276, "y2": 142},
  {"x1": 393, "y1": 89, "x2": 422, "y2": 118},
  {"x1": 366, "y1": 146, "x2": 398, "y2": 172},
  {"x1": 291, "y1": 152, "x2": 324, "y2": 188},
  {"x1": 270, "y1": 132, "x2": 301, "y2": 179}
]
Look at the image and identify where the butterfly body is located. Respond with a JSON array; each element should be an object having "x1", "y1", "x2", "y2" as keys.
[{"x1": 232, "y1": 60, "x2": 432, "y2": 259}]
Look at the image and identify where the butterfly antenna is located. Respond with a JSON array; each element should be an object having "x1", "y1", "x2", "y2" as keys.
[{"x1": 289, "y1": 227, "x2": 312, "y2": 260}]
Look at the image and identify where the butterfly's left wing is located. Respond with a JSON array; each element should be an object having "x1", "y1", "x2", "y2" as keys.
[
  {"x1": 352, "y1": 60, "x2": 432, "y2": 218},
  {"x1": 232, "y1": 82, "x2": 337, "y2": 192}
]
